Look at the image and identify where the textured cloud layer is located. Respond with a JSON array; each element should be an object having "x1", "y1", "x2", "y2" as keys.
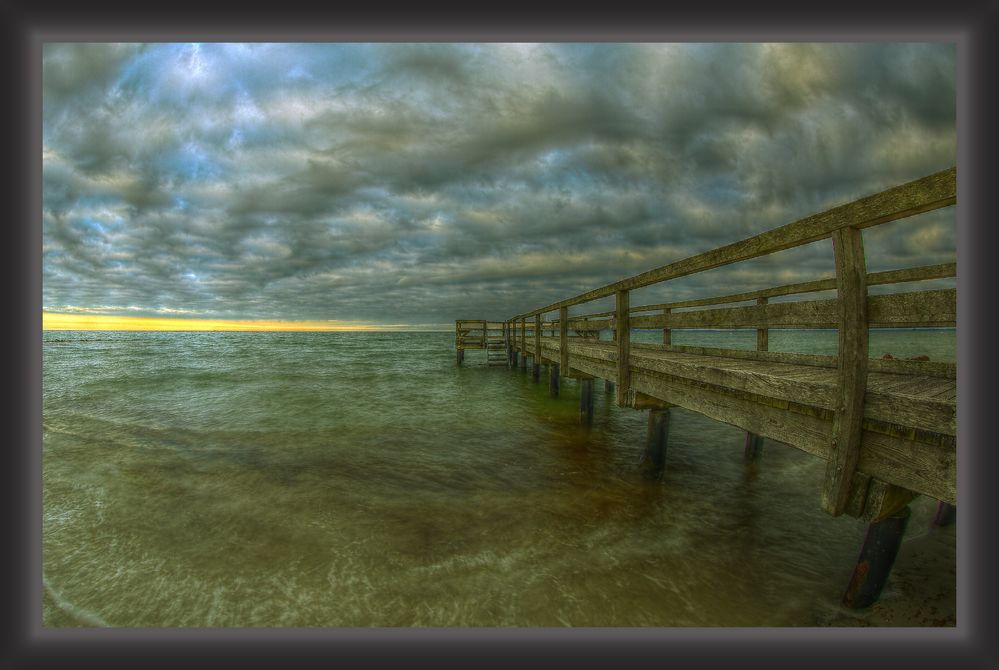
[{"x1": 43, "y1": 43, "x2": 956, "y2": 328}]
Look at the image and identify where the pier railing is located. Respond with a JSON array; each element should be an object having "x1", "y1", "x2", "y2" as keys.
[
  {"x1": 455, "y1": 320, "x2": 508, "y2": 366},
  {"x1": 499, "y1": 166, "x2": 956, "y2": 518}
]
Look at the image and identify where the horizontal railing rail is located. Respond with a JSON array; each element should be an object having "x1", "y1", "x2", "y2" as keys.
[
  {"x1": 503, "y1": 166, "x2": 957, "y2": 516},
  {"x1": 508, "y1": 167, "x2": 955, "y2": 321}
]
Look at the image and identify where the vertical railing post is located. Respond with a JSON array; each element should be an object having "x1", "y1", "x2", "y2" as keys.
[
  {"x1": 506, "y1": 321, "x2": 513, "y2": 367},
  {"x1": 662, "y1": 307, "x2": 671, "y2": 347},
  {"x1": 559, "y1": 306, "x2": 569, "y2": 374},
  {"x1": 745, "y1": 297, "x2": 769, "y2": 462},
  {"x1": 615, "y1": 290, "x2": 631, "y2": 407},
  {"x1": 520, "y1": 318, "x2": 527, "y2": 369},
  {"x1": 533, "y1": 314, "x2": 541, "y2": 381},
  {"x1": 822, "y1": 226, "x2": 869, "y2": 516},
  {"x1": 756, "y1": 297, "x2": 768, "y2": 352}
]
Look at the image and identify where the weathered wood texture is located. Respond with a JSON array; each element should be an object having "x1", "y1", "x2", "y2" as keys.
[
  {"x1": 756, "y1": 297, "x2": 769, "y2": 352},
  {"x1": 621, "y1": 289, "x2": 954, "y2": 331},
  {"x1": 560, "y1": 306, "x2": 569, "y2": 371},
  {"x1": 616, "y1": 290, "x2": 631, "y2": 407},
  {"x1": 534, "y1": 314, "x2": 541, "y2": 371},
  {"x1": 479, "y1": 166, "x2": 956, "y2": 518},
  {"x1": 842, "y1": 506, "x2": 911, "y2": 609},
  {"x1": 822, "y1": 226, "x2": 870, "y2": 517},
  {"x1": 630, "y1": 262, "x2": 955, "y2": 314},
  {"x1": 511, "y1": 167, "x2": 955, "y2": 319},
  {"x1": 530, "y1": 338, "x2": 956, "y2": 506}
]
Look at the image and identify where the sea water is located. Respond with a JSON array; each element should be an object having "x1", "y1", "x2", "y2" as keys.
[{"x1": 41, "y1": 328, "x2": 956, "y2": 627}]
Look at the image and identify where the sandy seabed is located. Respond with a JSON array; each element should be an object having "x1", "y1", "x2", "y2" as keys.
[
  {"x1": 42, "y1": 522, "x2": 956, "y2": 629},
  {"x1": 816, "y1": 521, "x2": 956, "y2": 627}
]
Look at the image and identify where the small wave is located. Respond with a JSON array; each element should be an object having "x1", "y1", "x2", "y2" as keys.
[
  {"x1": 42, "y1": 573, "x2": 111, "y2": 627},
  {"x1": 43, "y1": 337, "x2": 118, "y2": 344}
]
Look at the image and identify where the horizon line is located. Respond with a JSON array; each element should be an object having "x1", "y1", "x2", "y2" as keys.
[{"x1": 41, "y1": 312, "x2": 452, "y2": 332}]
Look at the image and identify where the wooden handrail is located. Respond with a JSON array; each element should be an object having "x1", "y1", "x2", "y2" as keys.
[{"x1": 508, "y1": 167, "x2": 955, "y2": 321}]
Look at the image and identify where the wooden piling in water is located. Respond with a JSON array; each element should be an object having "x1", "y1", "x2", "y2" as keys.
[
  {"x1": 933, "y1": 501, "x2": 956, "y2": 527},
  {"x1": 641, "y1": 408, "x2": 670, "y2": 480},
  {"x1": 822, "y1": 225, "x2": 870, "y2": 517},
  {"x1": 842, "y1": 506, "x2": 911, "y2": 609},
  {"x1": 532, "y1": 358, "x2": 540, "y2": 381},
  {"x1": 550, "y1": 363, "x2": 560, "y2": 396},
  {"x1": 744, "y1": 432, "x2": 763, "y2": 462},
  {"x1": 457, "y1": 167, "x2": 958, "y2": 611},
  {"x1": 580, "y1": 378, "x2": 594, "y2": 424}
]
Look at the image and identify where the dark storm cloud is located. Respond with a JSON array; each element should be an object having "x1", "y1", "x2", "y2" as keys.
[{"x1": 42, "y1": 42, "x2": 956, "y2": 327}]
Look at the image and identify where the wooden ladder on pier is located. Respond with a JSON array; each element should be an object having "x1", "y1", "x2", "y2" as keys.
[
  {"x1": 486, "y1": 335, "x2": 507, "y2": 366},
  {"x1": 456, "y1": 320, "x2": 508, "y2": 366}
]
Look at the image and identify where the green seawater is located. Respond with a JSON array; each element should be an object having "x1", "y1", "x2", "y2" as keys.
[{"x1": 42, "y1": 329, "x2": 956, "y2": 627}]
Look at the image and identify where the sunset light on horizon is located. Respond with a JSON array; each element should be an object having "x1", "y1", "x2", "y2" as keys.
[{"x1": 42, "y1": 312, "x2": 434, "y2": 332}]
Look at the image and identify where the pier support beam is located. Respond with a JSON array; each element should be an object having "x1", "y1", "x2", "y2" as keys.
[
  {"x1": 532, "y1": 357, "x2": 540, "y2": 381},
  {"x1": 604, "y1": 379, "x2": 614, "y2": 394},
  {"x1": 933, "y1": 502, "x2": 956, "y2": 527},
  {"x1": 579, "y1": 378, "x2": 594, "y2": 425},
  {"x1": 549, "y1": 363, "x2": 560, "y2": 396},
  {"x1": 842, "y1": 506, "x2": 910, "y2": 609},
  {"x1": 641, "y1": 408, "x2": 670, "y2": 480},
  {"x1": 744, "y1": 432, "x2": 763, "y2": 462},
  {"x1": 520, "y1": 350, "x2": 527, "y2": 370},
  {"x1": 457, "y1": 348, "x2": 464, "y2": 366}
]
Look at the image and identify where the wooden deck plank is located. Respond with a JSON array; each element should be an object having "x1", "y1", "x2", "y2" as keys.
[
  {"x1": 928, "y1": 379, "x2": 958, "y2": 400},
  {"x1": 480, "y1": 168, "x2": 957, "y2": 517},
  {"x1": 502, "y1": 327, "x2": 958, "y2": 506}
]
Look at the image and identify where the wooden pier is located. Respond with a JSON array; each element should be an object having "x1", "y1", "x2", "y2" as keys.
[
  {"x1": 455, "y1": 320, "x2": 508, "y2": 366},
  {"x1": 456, "y1": 167, "x2": 957, "y2": 609}
]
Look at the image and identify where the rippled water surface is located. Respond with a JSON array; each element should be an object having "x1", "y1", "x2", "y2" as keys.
[{"x1": 42, "y1": 329, "x2": 955, "y2": 627}]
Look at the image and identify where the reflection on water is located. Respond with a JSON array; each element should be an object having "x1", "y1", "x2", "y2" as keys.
[{"x1": 42, "y1": 329, "x2": 954, "y2": 626}]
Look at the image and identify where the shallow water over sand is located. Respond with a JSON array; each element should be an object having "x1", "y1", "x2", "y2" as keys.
[{"x1": 42, "y1": 329, "x2": 955, "y2": 627}]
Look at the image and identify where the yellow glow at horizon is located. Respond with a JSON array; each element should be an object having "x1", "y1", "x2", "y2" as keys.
[{"x1": 42, "y1": 313, "x2": 392, "y2": 332}]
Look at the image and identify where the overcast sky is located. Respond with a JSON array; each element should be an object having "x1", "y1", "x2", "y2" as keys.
[{"x1": 42, "y1": 42, "x2": 956, "y2": 329}]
